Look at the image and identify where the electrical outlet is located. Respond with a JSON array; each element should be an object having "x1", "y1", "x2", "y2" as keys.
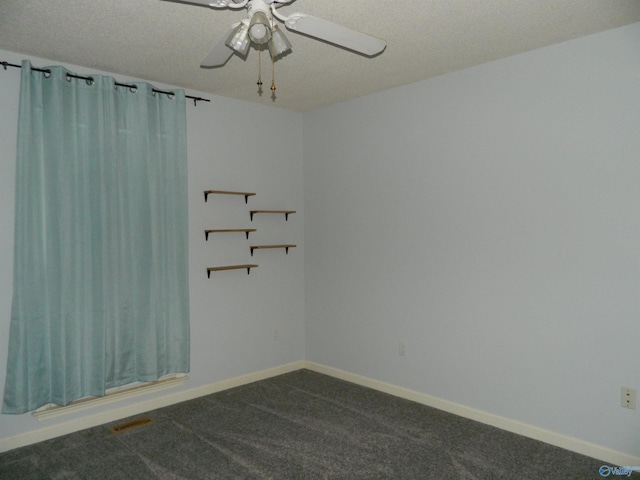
[
  {"x1": 398, "y1": 340, "x2": 406, "y2": 357},
  {"x1": 621, "y1": 387, "x2": 636, "y2": 410},
  {"x1": 272, "y1": 326, "x2": 279, "y2": 341}
]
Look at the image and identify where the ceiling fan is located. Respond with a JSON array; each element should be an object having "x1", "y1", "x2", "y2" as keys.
[{"x1": 163, "y1": 0, "x2": 387, "y2": 68}]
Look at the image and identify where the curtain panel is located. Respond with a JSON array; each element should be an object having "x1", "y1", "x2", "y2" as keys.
[{"x1": 2, "y1": 60, "x2": 190, "y2": 414}]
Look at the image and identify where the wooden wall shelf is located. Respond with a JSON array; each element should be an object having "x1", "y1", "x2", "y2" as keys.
[
  {"x1": 204, "y1": 190, "x2": 256, "y2": 203},
  {"x1": 250, "y1": 244, "x2": 296, "y2": 256},
  {"x1": 205, "y1": 229, "x2": 256, "y2": 240},
  {"x1": 207, "y1": 265, "x2": 258, "y2": 277},
  {"x1": 250, "y1": 210, "x2": 296, "y2": 221}
]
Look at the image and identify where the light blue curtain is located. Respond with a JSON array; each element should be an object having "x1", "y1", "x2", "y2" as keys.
[{"x1": 2, "y1": 60, "x2": 190, "y2": 414}]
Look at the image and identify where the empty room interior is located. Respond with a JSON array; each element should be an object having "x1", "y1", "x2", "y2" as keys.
[{"x1": 0, "y1": 0, "x2": 639, "y2": 476}]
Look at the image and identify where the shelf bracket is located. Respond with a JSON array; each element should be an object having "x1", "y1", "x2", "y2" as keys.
[
  {"x1": 250, "y1": 210, "x2": 295, "y2": 221},
  {"x1": 204, "y1": 190, "x2": 255, "y2": 203},
  {"x1": 249, "y1": 245, "x2": 296, "y2": 256},
  {"x1": 205, "y1": 229, "x2": 255, "y2": 240},
  {"x1": 207, "y1": 264, "x2": 258, "y2": 277}
]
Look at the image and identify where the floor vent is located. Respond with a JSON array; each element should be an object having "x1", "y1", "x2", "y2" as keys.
[{"x1": 108, "y1": 416, "x2": 154, "y2": 434}]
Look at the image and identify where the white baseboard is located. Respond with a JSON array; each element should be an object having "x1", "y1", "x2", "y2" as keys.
[
  {"x1": 303, "y1": 361, "x2": 640, "y2": 467},
  {"x1": 0, "y1": 360, "x2": 305, "y2": 453},
  {"x1": 2, "y1": 359, "x2": 638, "y2": 468}
]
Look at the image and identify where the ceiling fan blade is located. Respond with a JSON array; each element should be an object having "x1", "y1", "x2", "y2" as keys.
[
  {"x1": 200, "y1": 23, "x2": 239, "y2": 68},
  {"x1": 161, "y1": 0, "x2": 241, "y2": 8},
  {"x1": 283, "y1": 13, "x2": 386, "y2": 56},
  {"x1": 161, "y1": 0, "x2": 219, "y2": 6}
]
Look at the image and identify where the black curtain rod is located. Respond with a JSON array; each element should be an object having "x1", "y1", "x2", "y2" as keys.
[{"x1": 1, "y1": 61, "x2": 210, "y2": 106}]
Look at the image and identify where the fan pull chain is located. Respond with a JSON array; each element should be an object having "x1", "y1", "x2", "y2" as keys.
[
  {"x1": 269, "y1": 10, "x2": 276, "y2": 97},
  {"x1": 257, "y1": 45, "x2": 263, "y2": 94},
  {"x1": 271, "y1": 57, "x2": 276, "y2": 95},
  {"x1": 270, "y1": 49, "x2": 276, "y2": 96}
]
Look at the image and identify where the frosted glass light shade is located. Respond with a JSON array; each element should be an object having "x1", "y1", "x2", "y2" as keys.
[
  {"x1": 249, "y1": 11, "x2": 271, "y2": 45},
  {"x1": 269, "y1": 26, "x2": 292, "y2": 57},
  {"x1": 226, "y1": 21, "x2": 250, "y2": 55}
]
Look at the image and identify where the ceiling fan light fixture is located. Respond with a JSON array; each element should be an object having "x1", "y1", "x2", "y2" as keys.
[
  {"x1": 248, "y1": 11, "x2": 271, "y2": 45},
  {"x1": 269, "y1": 25, "x2": 292, "y2": 58},
  {"x1": 225, "y1": 21, "x2": 251, "y2": 55}
]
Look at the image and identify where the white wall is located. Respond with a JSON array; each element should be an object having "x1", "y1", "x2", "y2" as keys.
[
  {"x1": 304, "y1": 23, "x2": 640, "y2": 458},
  {"x1": 0, "y1": 50, "x2": 305, "y2": 443}
]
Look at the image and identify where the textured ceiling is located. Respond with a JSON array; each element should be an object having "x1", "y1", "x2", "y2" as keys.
[{"x1": 1, "y1": 0, "x2": 639, "y2": 112}]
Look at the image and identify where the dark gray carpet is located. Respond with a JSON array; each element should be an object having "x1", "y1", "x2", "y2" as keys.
[{"x1": 1, "y1": 369, "x2": 636, "y2": 479}]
